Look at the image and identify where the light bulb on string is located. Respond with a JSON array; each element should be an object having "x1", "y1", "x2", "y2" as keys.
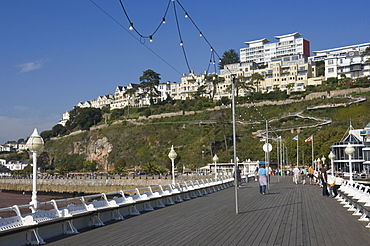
[
  {"x1": 162, "y1": 17, "x2": 166, "y2": 24},
  {"x1": 185, "y1": 12, "x2": 189, "y2": 18},
  {"x1": 180, "y1": 41, "x2": 183, "y2": 46},
  {"x1": 199, "y1": 32, "x2": 203, "y2": 37},
  {"x1": 149, "y1": 35, "x2": 153, "y2": 42},
  {"x1": 129, "y1": 23, "x2": 134, "y2": 31}
]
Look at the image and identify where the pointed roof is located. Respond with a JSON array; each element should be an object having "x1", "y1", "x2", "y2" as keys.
[{"x1": 365, "y1": 122, "x2": 370, "y2": 130}]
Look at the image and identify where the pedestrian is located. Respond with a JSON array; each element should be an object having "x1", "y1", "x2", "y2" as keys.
[
  {"x1": 293, "y1": 166, "x2": 300, "y2": 184},
  {"x1": 258, "y1": 164, "x2": 267, "y2": 194},
  {"x1": 301, "y1": 166, "x2": 307, "y2": 185},
  {"x1": 321, "y1": 164, "x2": 329, "y2": 197},
  {"x1": 333, "y1": 174, "x2": 344, "y2": 197},
  {"x1": 308, "y1": 166, "x2": 314, "y2": 185}
]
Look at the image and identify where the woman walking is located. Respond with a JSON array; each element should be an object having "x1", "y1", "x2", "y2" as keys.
[{"x1": 258, "y1": 164, "x2": 268, "y2": 194}]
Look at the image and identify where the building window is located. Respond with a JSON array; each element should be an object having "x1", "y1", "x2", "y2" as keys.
[
  {"x1": 328, "y1": 68, "x2": 334, "y2": 73},
  {"x1": 328, "y1": 59, "x2": 334, "y2": 65}
]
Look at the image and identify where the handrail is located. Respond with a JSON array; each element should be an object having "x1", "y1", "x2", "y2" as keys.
[{"x1": 0, "y1": 176, "x2": 234, "y2": 234}]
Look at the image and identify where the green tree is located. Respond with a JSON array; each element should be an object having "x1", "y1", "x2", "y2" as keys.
[
  {"x1": 52, "y1": 124, "x2": 67, "y2": 137},
  {"x1": 218, "y1": 49, "x2": 240, "y2": 70},
  {"x1": 361, "y1": 45, "x2": 370, "y2": 62},
  {"x1": 225, "y1": 75, "x2": 256, "y2": 97},
  {"x1": 205, "y1": 74, "x2": 224, "y2": 100},
  {"x1": 37, "y1": 151, "x2": 50, "y2": 172},
  {"x1": 139, "y1": 69, "x2": 161, "y2": 105},
  {"x1": 250, "y1": 73, "x2": 265, "y2": 92},
  {"x1": 66, "y1": 107, "x2": 102, "y2": 131},
  {"x1": 315, "y1": 60, "x2": 325, "y2": 77},
  {"x1": 141, "y1": 162, "x2": 162, "y2": 175}
]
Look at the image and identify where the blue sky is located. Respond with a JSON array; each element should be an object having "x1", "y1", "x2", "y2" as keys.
[{"x1": 1, "y1": 0, "x2": 369, "y2": 144}]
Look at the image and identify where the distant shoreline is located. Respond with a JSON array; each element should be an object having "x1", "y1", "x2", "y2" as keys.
[{"x1": 0, "y1": 190, "x2": 72, "y2": 209}]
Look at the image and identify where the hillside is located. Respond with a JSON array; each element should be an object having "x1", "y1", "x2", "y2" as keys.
[{"x1": 42, "y1": 89, "x2": 370, "y2": 173}]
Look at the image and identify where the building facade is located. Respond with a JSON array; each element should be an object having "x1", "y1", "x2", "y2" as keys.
[
  {"x1": 240, "y1": 32, "x2": 310, "y2": 64},
  {"x1": 331, "y1": 123, "x2": 370, "y2": 175},
  {"x1": 218, "y1": 54, "x2": 322, "y2": 99},
  {"x1": 312, "y1": 42, "x2": 370, "y2": 80}
]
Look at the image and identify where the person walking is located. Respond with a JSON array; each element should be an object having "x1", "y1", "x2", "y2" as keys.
[
  {"x1": 321, "y1": 164, "x2": 329, "y2": 197},
  {"x1": 293, "y1": 166, "x2": 300, "y2": 184},
  {"x1": 308, "y1": 166, "x2": 314, "y2": 185},
  {"x1": 301, "y1": 166, "x2": 307, "y2": 185},
  {"x1": 258, "y1": 164, "x2": 267, "y2": 194}
]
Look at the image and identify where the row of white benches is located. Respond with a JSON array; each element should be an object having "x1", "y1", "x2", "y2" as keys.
[
  {"x1": 336, "y1": 180, "x2": 370, "y2": 228},
  {"x1": 0, "y1": 177, "x2": 234, "y2": 245}
]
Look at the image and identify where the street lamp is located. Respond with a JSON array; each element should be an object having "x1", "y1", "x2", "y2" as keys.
[
  {"x1": 321, "y1": 155, "x2": 326, "y2": 165},
  {"x1": 317, "y1": 158, "x2": 321, "y2": 168},
  {"x1": 168, "y1": 145, "x2": 177, "y2": 185},
  {"x1": 345, "y1": 143, "x2": 355, "y2": 183},
  {"x1": 213, "y1": 154, "x2": 219, "y2": 180},
  {"x1": 328, "y1": 151, "x2": 335, "y2": 177},
  {"x1": 26, "y1": 128, "x2": 44, "y2": 211}
]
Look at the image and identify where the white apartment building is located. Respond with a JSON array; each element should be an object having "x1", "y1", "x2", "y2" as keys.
[
  {"x1": 312, "y1": 42, "x2": 370, "y2": 80},
  {"x1": 4, "y1": 161, "x2": 31, "y2": 171},
  {"x1": 59, "y1": 111, "x2": 70, "y2": 126},
  {"x1": 173, "y1": 71, "x2": 212, "y2": 100},
  {"x1": 218, "y1": 54, "x2": 321, "y2": 99},
  {"x1": 240, "y1": 32, "x2": 310, "y2": 64},
  {"x1": 158, "y1": 81, "x2": 172, "y2": 101}
]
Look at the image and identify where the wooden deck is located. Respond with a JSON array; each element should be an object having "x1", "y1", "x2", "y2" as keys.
[{"x1": 46, "y1": 176, "x2": 370, "y2": 246}]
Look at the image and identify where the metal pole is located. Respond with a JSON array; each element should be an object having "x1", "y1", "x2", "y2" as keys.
[
  {"x1": 311, "y1": 136, "x2": 314, "y2": 170},
  {"x1": 31, "y1": 151, "x2": 38, "y2": 211},
  {"x1": 266, "y1": 120, "x2": 270, "y2": 191},
  {"x1": 296, "y1": 136, "x2": 299, "y2": 167},
  {"x1": 349, "y1": 153, "x2": 353, "y2": 182},
  {"x1": 232, "y1": 75, "x2": 238, "y2": 214},
  {"x1": 172, "y1": 159, "x2": 175, "y2": 185},
  {"x1": 277, "y1": 137, "x2": 279, "y2": 182}
]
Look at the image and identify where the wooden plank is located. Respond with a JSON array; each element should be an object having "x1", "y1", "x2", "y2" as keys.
[{"x1": 45, "y1": 177, "x2": 370, "y2": 246}]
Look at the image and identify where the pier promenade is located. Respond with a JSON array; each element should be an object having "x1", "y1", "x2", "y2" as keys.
[{"x1": 45, "y1": 176, "x2": 370, "y2": 246}]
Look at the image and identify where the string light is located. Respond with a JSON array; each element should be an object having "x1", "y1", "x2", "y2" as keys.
[
  {"x1": 149, "y1": 35, "x2": 153, "y2": 42},
  {"x1": 184, "y1": 12, "x2": 189, "y2": 18},
  {"x1": 162, "y1": 17, "x2": 166, "y2": 24},
  {"x1": 129, "y1": 22, "x2": 134, "y2": 31},
  {"x1": 199, "y1": 32, "x2": 203, "y2": 37},
  {"x1": 180, "y1": 41, "x2": 183, "y2": 46}
]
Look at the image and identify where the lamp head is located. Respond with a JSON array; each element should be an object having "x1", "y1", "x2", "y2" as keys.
[
  {"x1": 345, "y1": 143, "x2": 355, "y2": 155},
  {"x1": 328, "y1": 151, "x2": 335, "y2": 160},
  {"x1": 168, "y1": 145, "x2": 177, "y2": 160},
  {"x1": 213, "y1": 154, "x2": 219, "y2": 163},
  {"x1": 26, "y1": 128, "x2": 44, "y2": 152}
]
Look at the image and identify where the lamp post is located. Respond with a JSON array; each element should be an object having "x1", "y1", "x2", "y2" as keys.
[
  {"x1": 213, "y1": 154, "x2": 219, "y2": 180},
  {"x1": 317, "y1": 158, "x2": 321, "y2": 168},
  {"x1": 345, "y1": 143, "x2": 355, "y2": 183},
  {"x1": 26, "y1": 128, "x2": 44, "y2": 211},
  {"x1": 328, "y1": 151, "x2": 335, "y2": 177},
  {"x1": 168, "y1": 145, "x2": 177, "y2": 185}
]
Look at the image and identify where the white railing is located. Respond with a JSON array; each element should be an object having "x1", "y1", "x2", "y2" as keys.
[
  {"x1": 0, "y1": 176, "x2": 234, "y2": 245},
  {"x1": 336, "y1": 180, "x2": 370, "y2": 228}
]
